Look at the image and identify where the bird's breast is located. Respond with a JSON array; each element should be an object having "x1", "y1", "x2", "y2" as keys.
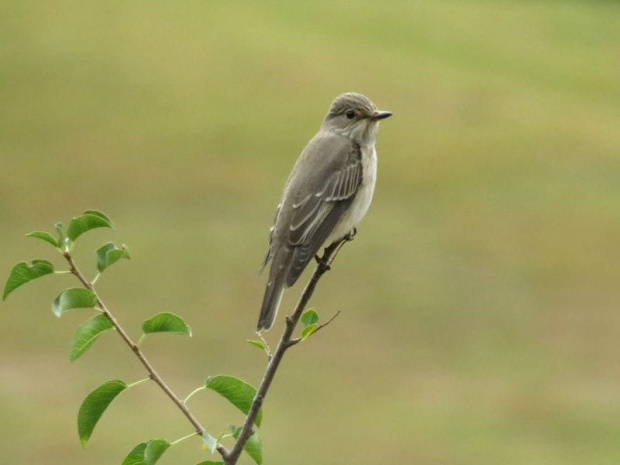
[{"x1": 327, "y1": 145, "x2": 377, "y2": 243}]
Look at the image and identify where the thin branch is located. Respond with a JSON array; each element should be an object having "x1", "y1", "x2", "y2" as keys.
[
  {"x1": 287, "y1": 310, "x2": 341, "y2": 348},
  {"x1": 310, "y1": 309, "x2": 341, "y2": 334},
  {"x1": 222, "y1": 237, "x2": 349, "y2": 464},
  {"x1": 61, "y1": 231, "x2": 348, "y2": 464},
  {"x1": 61, "y1": 252, "x2": 225, "y2": 452}
]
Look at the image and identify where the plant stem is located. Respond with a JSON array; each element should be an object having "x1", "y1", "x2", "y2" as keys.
[
  {"x1": 126, "y1": 377, "x2": 151, "y2": 389},
  {"x1": 170, "y1": 431, "x2": 200, "y2": 446},
  {"x1": 184, "y1": 386, "x2": 206, "y2": 404},
  {"x1": 62, "y1": 252, "x2": 220, "y2": 451},
  {"x1": 222, "y1": 238, "x2": 347, "y2": 464}
]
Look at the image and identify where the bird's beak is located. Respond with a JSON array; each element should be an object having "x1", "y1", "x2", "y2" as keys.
[{"x1": 371, "y1": 110, "x2": 392, "y2": 120}]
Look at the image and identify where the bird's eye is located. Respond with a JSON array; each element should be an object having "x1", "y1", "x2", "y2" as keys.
[{"x1": 345, "y1": 110, "x2": 356, "y2": 119}]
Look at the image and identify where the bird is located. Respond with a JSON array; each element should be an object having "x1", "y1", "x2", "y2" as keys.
[{"x1": 257, "y1": 92, "x2": 392, "y2": 332}]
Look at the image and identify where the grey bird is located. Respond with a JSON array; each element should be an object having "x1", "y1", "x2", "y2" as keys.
[{"x1": 257, "y1": 92, "x2": 392, "y2": 332}]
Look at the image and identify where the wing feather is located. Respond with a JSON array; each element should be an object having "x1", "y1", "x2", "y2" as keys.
[
  {"x1": 282, "y1": 144, "x2": 363, "y2": 286},
  {"x1": 261, "y1": 203, "x2": 281, "y2": 269},
  {"x1": 284, "y1": 200, "x2": 352, "y2": 287},
  {"x1": 262, "y1": 134, "x2": 363, "y2": 289},
  {"x1": 289, "y1": 195, "x2": 324, "y2": 234}
]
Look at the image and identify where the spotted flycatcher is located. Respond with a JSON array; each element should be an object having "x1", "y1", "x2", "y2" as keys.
[{"x1": 257, "y1": 92, "x2": 392, "y2": 332}]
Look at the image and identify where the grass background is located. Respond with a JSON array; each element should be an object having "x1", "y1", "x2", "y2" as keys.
[{"x1": 2, "y1": 1, "x2": 620, "y2": 463}]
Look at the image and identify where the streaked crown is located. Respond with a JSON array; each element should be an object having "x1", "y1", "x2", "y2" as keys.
[
  {"x1": 326, "y1": 92, "x2": 378, "y2": 120},
  {"x1": 322, "y1": 92, "x2": 391, "y2": 144}
]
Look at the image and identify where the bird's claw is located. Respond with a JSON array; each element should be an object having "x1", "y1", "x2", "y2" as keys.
[
  {"x1": 314, "y1": 253, "x2": 331, "y2": 270},
  {"x1": 345, "y1": 227, "x2": 357, "y2": 242}
]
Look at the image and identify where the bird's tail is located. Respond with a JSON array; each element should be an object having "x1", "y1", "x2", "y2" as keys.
[{"x1": 257, "y1": 277, "x2": 285, "y2": 332}]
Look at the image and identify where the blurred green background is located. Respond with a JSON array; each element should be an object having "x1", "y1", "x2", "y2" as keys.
[{"x1": 2, "y1": 1, "x2": 620, "y2": 463}]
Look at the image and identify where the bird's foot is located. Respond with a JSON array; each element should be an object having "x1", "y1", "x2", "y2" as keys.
[
  {"x1": 344, "y1": 227, "x2": 357, "y2": 242},
  {"x1": 315, "y1": 253, "x2": 331, "y2": 270}
]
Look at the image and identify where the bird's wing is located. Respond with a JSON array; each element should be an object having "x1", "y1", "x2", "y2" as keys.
[
  {"x1": 288, "y1": 159, "x2": 362, "y2": 246},
  {"x1": 282, "y1": 137, "x2": 363, "y2": 286},
  {"x1": 261, "y1": 203, "x2": 281, "y2": 270}
]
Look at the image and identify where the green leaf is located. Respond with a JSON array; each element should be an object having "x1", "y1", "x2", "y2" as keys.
[
  {"x1": 78, "y1": 379, "x2": 127, "y2": 447},
  {"x1": 142, "y1": 312, "x2": 192, "y2": 336},
  {"x1": 301, "y1": 308, "x2": 319, "y2": 327},
  {"x1": 84, "y1": 209, "x2": 112, "y2": 222},
  {"x1": 3, "y1": 260, "x2": 54, "y2": 300},
  {"x1": 301, "y1": 323, "x2": 318, "y2": 340},
  {"x1": 52, "y1": 288, "x2": 97, "y2": 317},
  {"x1": 69, "y1": 314, "x2": 114, "y2": 361},
  {"x1": 246, "y1": 340, "x2": 266, "y2": 351},
  {"x1": 244, "y1": 432, "x2": 263, "y2": 465},
  {"x1": 123, "y1": 443, "x2": 148, "y2": 465},
  {"x1": 144, "y1": 440, "x2": 170, "y2": 465},
  {"x1": 26, "y1": 231, "x2": 59, "y2": 248},
  {"x1": 55, "y1": 222, "x2": 67, "y2": 248},
  {"x1": 230, "y1": 427, "x2": 262, "y2": 463},
  {"x1": 96, "y1": 242, "x2": 130, "y2": 272},
  {"x1": 122, "y1": 439, "x2": 170, "y2": 465},
  {"x1": 67, "y1": 210, "x2": 113, "y2": 242},
  {"x1": 205, "y1": 375, "x2": 262, "y2": 427},
  {"x1": 201, "y1": 431, "x2": 219, "y2": 454}
]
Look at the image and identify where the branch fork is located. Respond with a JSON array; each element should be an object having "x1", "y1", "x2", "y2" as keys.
[
  {"x1": 63, "y1": 233, "x2": 350, "y2": 465},
  {"x1": 223, "y1": 236, "x2": 350, "y2": 464}
]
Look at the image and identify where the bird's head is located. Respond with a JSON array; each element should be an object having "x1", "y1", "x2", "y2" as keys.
[{"x1": 322, "y1": 92, "x2": 392, "y2": 144}]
